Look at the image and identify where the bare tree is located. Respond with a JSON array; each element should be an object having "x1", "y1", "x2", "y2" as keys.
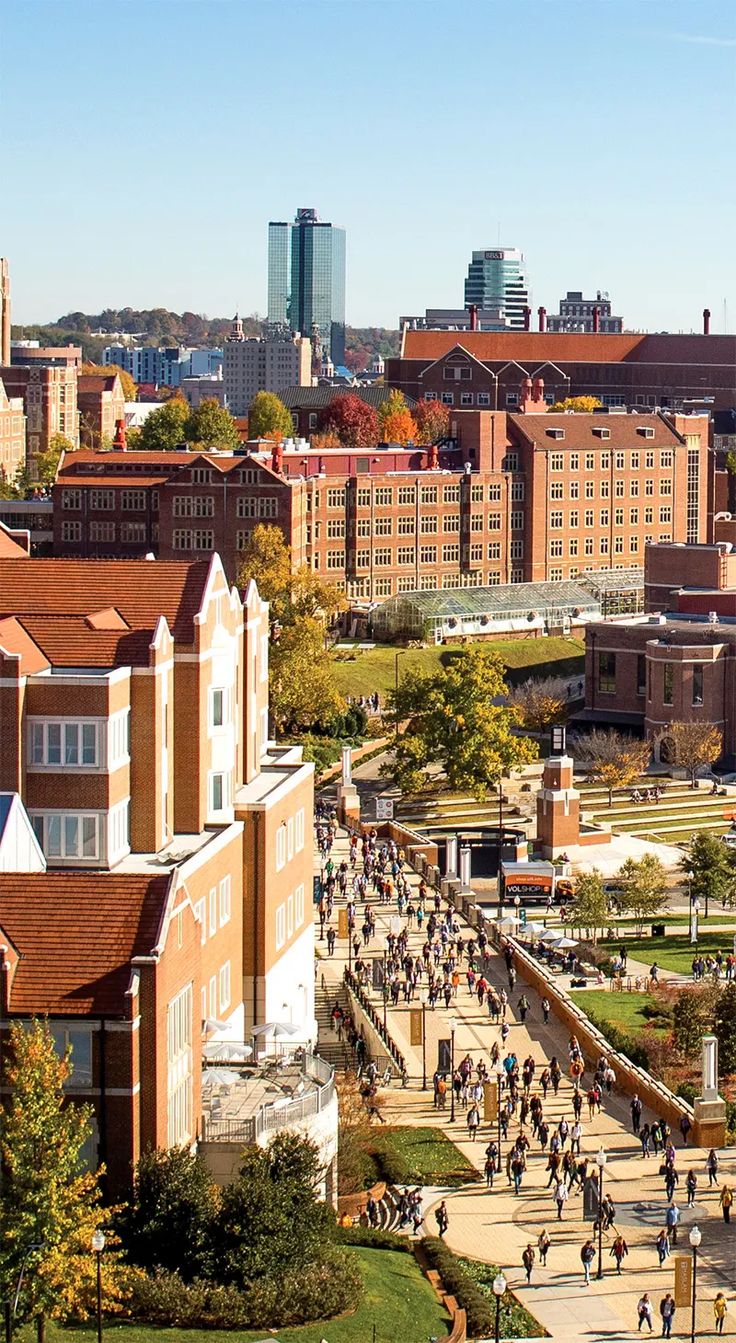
[
  {"x1": 507, "y1": 676, "x2": 569, "y2": 732},
  {"x1": 666, "y1": 720, "x2": 722, "y2": 787},
  {"x1": 573, "y1": 728, "x2": 651, "y2": 807}
]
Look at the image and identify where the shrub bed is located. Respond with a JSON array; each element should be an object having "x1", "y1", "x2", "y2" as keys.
[
  {"x1": 421, "y1": 1237, "x2": 496, "y2": 1338},
  {"x1": 336, "y1": 1224, "x2": 411, "y2": 1251}
]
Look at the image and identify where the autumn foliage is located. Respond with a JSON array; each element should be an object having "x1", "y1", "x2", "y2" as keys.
[
  {"x1": 414, "y1": 399, "x2": 450, "y2": 445},
  {"x1": 316, "y1": 394, "x2": 379, "y2": 448},
  {"x1": 377, "y1": 390, "x2": 417, "y2": 445}
]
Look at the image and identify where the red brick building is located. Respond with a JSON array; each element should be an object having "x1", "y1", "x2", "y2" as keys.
[
  {"x1": 387, "y1": 329, "x2": 736, "y2": 413},
  {"x1": 77, "y1": 371, "x2": 126, "y2": 449},
  {"x1": 2, "y1": 345, "x2": 80, "y2": 476}
]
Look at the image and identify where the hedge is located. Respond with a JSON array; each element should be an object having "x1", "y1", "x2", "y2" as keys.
[
  {"x1": 421, "y1": 1237, "x2": 496, "y2": 1338},
  {"x1": 336, "y1": 1225, "x2": 412, "y2": 1251}
]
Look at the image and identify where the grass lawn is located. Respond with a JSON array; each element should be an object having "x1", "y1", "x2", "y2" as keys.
[
  {"x1": 619, "y1": 932, "x2": 736, "y2": 974},
  {"x1": 569, "y1": 988, "x2": 670, "y2": 1036},
  {"x1": 331, "y1": 636, "x2": 583, "y2": 700},
  {"x1": 15, "y1": 1249, "x2": 449, "y2": 1343},
  {"x1": 369, "y1": 1125, "x2": 477, "y2": 1186}
]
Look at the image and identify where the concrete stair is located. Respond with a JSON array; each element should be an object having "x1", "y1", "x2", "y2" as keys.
[{"x1": 314, "y1": 981, "x2": 353, "y2": 1071}]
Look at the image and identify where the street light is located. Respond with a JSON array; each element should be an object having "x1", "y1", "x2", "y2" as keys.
[
  {"x1": 689, "y1": 1224, "x2": 701, "y2": 1343},
  {"x1": 91, "y1": 1231, "x2": 105, "y2": 1343},
  {"x1": 492, "y1": 1272, "x2": 506, "y2": 1343},
  {"x1": 495, "y1": 1061, "x2": 504, "y2": 1172},
  {"x1": 420, "y1": 987, "x2": 428, "y2": 1091},
  {"x1": 449, "y1": 1016, "x2": 457, "y2": 1123},
  {"x1": 595, "y1": 1147, "x2": 607, "y2": 1280},
  {"x1": 689, "y1": 885, "x2": 700, "y2": 947}
]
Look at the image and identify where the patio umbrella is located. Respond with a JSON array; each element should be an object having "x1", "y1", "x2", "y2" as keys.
[
  {"x1": 497, "y1": 915, "x2": 521, "y2": 928},
  {"x1": 201, "y1": 1067, "x2": 240, "y2": 1089},
  {"x1": 251, "y1": 1021, "x2": 301, "y2": 1040},
  {"x1": 549, "y1": 936, "x2": 579, "y2": 949},
  {"x1": 525, "y1": 921, "x2": 547, "y2": 936},
  {"x1": 540, "y1": 928, "x2": 562, "y2": 943},
  {"x1": 202, "y1": 1041, "x2": 253, "y2": 1060},
  {"x1": 203, "y1": 1017, "x2": 230, "y2": 1035}
]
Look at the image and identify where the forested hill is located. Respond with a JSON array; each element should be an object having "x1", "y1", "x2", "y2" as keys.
[{"x1": 11, "y1": 309, "x2": 400, "y2": 372}]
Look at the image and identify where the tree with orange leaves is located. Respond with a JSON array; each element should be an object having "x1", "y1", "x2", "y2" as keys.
[
  {"x1": 377, "y1": 390, "x2": 417, "y2": 445},
  {"x1": 414, "y1": 399, "x2": 450, "y2": 445}
]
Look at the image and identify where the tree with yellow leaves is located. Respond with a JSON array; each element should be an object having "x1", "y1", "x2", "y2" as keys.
[
  {"x1": 0, "y1": 1020, "x2": 131, "y2": 1342},
  {"x1": 548, "y1": 396, "x2": 603, "y2": 413},
  {"x1": 667, "y1": 720, "x2": 723, "y2": 787},
  {"x1": 377, "y1": 390, "x2": 418, "y2": 445}
]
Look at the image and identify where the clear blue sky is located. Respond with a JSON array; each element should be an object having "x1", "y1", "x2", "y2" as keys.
[{"x1": 2, "y1": 0, "x2": 735, "y2": 332}]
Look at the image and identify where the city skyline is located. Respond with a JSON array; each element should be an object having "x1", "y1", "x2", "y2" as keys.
[{"x1": 2, "y1": 0, "x2": 735, "y2": 332}]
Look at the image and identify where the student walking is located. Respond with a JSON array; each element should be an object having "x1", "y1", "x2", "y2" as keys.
[
  {"x1": 434, "y1": 1200, "x2": 449, "y2": 1238},
  {"x1": 467, "y1": 1103, "x2": 480, "y2": 1142},
  {"x1": 655, "y1": 1228, "x2": 670, "y2": 1267},
  {"x1": 707, "y1": 1148, "x2": 719, "y2": 1187},
  {"x1": 554, "y1": 1179, "x2": 569, "y2": 1220},
  {"x1": 522, "y1": 1243, "x2": 535, "y2": 1284},
  {"x1": 580, "y1": 1238, "x2": 596, "y2": 1286},
  {"x1": 537, "y1": 1229, "x2": 551, "y2": 1266},
  {"x1": 610, "y1": 1234, "x2": 629, "y2": 1274},
  {"x1": 719, "y1": 1184, "x2": 733, "y2": 1223},
  {"x1": 659, "y1": 1293, "x2": 676, "y2": 1339},
  {"x1": 713, "y1": 1293, "x2": 728, "y2": 1336},
  {"x1": 637, "y1": 1293, "x2": 654, "y2": 1333},
  {"x1": 541, "y1": 995, "x2": 550, "y2": 1025}
]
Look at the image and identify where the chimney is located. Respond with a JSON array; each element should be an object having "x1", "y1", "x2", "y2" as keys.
[
  {"x1": 271, "y1": 440, "x2": 283, "y2": 474},
  {"x1": 519, "y1": 377, "x2": 534, "y2": 413},
  {"x1": 113, "y1": 418, "x2": 127, "y2": 451},
  {"x1": 468, "y1": 304, "x2": 479, "y2": 332},
  {"x1": 592, "y1": 306, "x2": 601, "y2": 334},
  {"x1": 532, "y1": 377, "x2": 546, "y2": 408},
  {"x1": 427, "y1": 442, "x2": 439, "y2": 469},
  {"x1": 523, "y1": 306, "x2": 532, "y2": 332},
  {"x1": 703, "y1": 308, "x2": 711, "y2": 336},
  {"x1": 538, "y1": 306, "x2": 547, "y2": 333}
]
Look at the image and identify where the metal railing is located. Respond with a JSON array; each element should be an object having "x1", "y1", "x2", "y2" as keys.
[{"x1": 201, "y1": 1052, "x2": 335, "y2": 1146}]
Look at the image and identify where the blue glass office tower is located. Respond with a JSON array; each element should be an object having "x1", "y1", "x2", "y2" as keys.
[
  {"x1": 463, "y1": 247, "x2": 529, "y2": 330},
  {"x1": 267, "y1": 208, "x2": 346, "y2": 365}
]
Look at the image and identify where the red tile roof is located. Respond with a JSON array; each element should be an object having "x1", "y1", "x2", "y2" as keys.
[
  {"x1": 0, "y1": 873, "x2": 171, "y2": 1015},
  {"x1": 77, "y1": 375, "x2": 120, "y2": 394},
  {"x1": 0, "y1": 558, "x2": 212, "y2": 645},
  {"x1": 0, "y1": 526, "x2": 30, "y2": 559},
  {"x1": 0, "y1": 617, "x2": 49, "y2": 673},
  {"x1": 508, "y1": 411, "x2": 682, "y2": 449},
  {"x1": 16, "y1": 616, "x2": 154, "y2": 668}
]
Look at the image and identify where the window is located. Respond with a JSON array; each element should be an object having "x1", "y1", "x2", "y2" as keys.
[
  {"x1": 62, "y1": 489, "x2": 81, "y2": 510},
  {"x1": 327, "y1": 518, "x2": 345, "y2": 538},
  {"x1": 444, "y1": 484, "x2": 460, "y2": 503},
  {"x1": 469, "y1": 542, "x2": 483, "y2": 561},
  {"x1": 600, "y1": 536, "x2": 609, "y2": 554},
  {"x1": 585, "y1": 453, "x2": 595, "y2": 472},
  {"x1": 275, "y1": 902, "x2": 286, "y2": 950},
  {"x1": 645, "y1": 451, "x2": 655, "y2": 469},
  {"x1": 614, "y1": 535, "x2": 624, "y2": 554},
  {"x1": 663, "y1": 663, "x2": 674, "y2": 706},
  {"x1": 444, "y1": 514, "x2": 460, "y2": 531},
  {"x1": 615, "y1": 479, "x2": 625, "y2": 498},
  {"x1": 219, "y1": 961, "x2": 231, "y2": 1014},
  {"x1": 585, "y1": 481, "x2": 595, "y2": 499},
  {"x1": 61, "y1": 521, "x2": 81, "y2": 542},
  {"x1": 442, "y1": 392, "x2": 455, "y2": 405},
  {"x1": 374, "y1": 487, "x2": 393, "y2": 507},
  {"x1": 615, "y1": 452, "x2": 625, "y2": 470},
  {"x1": 510, "y1": 539, "x2": 524, "y2": 560},
  {"x1": 89, "y1": 521, "x2": 116, "y2": 543},
  {"x1": 236, "y1": 496, "x2": 257, "y2": 518},
  {"x1": 421, "y1": 486, "x2": 438, "y2": 504},
  {"x1": 374, "y1": 547, "x2": 392, "y2": 566},
  {"x1": 326, "y1": 551, "x2": 344, "y2": 569},
  {"x1": 600, "y1": 509, "x2": 609, "y2": 528},
  {"x1": 397, "y1": 516, "x2": 414, "y2": 534},
  {"x1": 549, "y1": 567, "x2": 563, "y2": 581},
  {"x1": 442, "y1": 543, "x2": 459, "y2": 563},
  {"x1": 295, "y1": 883, "x2": 305, "y2": 927},
  {"x1": 585, "y1": 509, "x2": 594, "y2": 528},
  {"x1": 645, "y1": 506, "x2": 653, "y2": 524},
  {"x1": 488, "y1": 541, "x2": 501, "y2": 560},
  {"x1": 209, "y1": 886, "x2": 217, "y2": 936},
  {"x1": 327, "y1": 487, "x2": 345, "y2": 508},
  {"x1": 419, "y1": 545, "x2": 437, "y2": 564},
  {"x1": 356, "y1": 487, "x2": 370, "y2": 506},
  {"x1": 471, "y1": 484, "x2": 484, "y2": 503},
  {"x1": 258, "y1": 497, "x2": 278, "y2": 518},
  {"x1": 660, "y1": 506, "x2": 672, "y2": 524},
  {"x1": 287, "y1": 893, "x2": 294, "y2": 938},
  {"x1": 615, "y1": 507, "x2": 624, "y2": 526},
  {"x1": 211, "y1": 688, "x2": 228, "y2": 728},
  {"x1": 398, "y1": 485, "x2": 415, "y2": 505},
  {"x1": 397, "y1": 546, "x2": 414, "y2": 565},
  {"x1": 29, "y1": 720, "x2": 98, "y2": 768},
  {"x1": 173, "y1": 495, "x2": 214, "y2": 517},
  {"x1": 424, "y1": 391, "x2": 437, "y2": 401},
  {"x1": 120, "y1": 521, "x2": 147, "y2": 543},
  {"x1": 31, "y1": 812, "x2": 99, "y2": 860},
  {"x1": 692, "y1": 666, "x2": 703, "y2": 707},
  {"x1": 645, "y1": 479, "x2": 655, "y2": 496},
  {"x1": 504, "y1": 452, "x2": 519, "y2": 471},
  {"x1": 600, "y1": 480, "x2": 609, "y2": 499},
  {"x1": 420, "y1": 515, "x2": 438, "y2": 533},
  {"x1": 460, "y1": 392, "x2": 473, "y2": 406},
  {"x1": 549, "y1": 539, "x2": 563, "y2": 558},
  {"x1": 295, "y1": 808, "x2": 305, "y2": 852},
  {"x1": 356, "y1": 549, "x2": 370, "y2": 568},
  {"x1": 661, "y1": 450, "x2": 674, "y2": 469},
  {"x1": 584, "y1": 537, "x2": 594, "y2": 555},
  {"x1": 276, "y1": 823, "x2": 286, "y2": 871},
  {"x1": 569, "y1": 454, "x2": 579, "y2": 472},
  {"x1": 550, "y1": 453, "x2": 564, "y2": 471},
  {"x1": 550, "y1": 482, "x2": 564, "y2": 501},
  {"x1": 550, "y1": 511, "x2": 563, "y2": 529},
  {"x1": 192, "y1": 468, "x2": 211, "y2": 484},
  {"x1": 598, "y1": 651, "x2": 616, "y2": 694},
  {"x1": 570, "y1": 481, "x2": 579, "y2": 500},
  {"x1": 50, "y1": 1026, "x2": 92, "y2": 1087},
  {"x1": 195, "y1": 897, "x2": 206, "y2": 945},
  {"x1": 488, "y1": 483, "x2": 502, "y2": 502},
  {"x1": 90, "y1": 489, "x2": 115, "y2": 511},
  {"x1": 471, "y1": 513, "x2": 484, "y2": 531},
  {"x1": 210, "y1": 772, "x2": 227, "y2": 812},
  {"x1": 478, "y1": 392, "x2": 491, "y2": 406},
  {"x1": 631, "y1": 452, "x2": 639, "y2": 470},
  {"x1": 661, "y1": 478, "x2": 672, "y2": 496},
  {"x1": 630, "y1": 480, "x2": 639, "y2": 497},
  {"x1": 167, "y1": 984, "x2": 193, "y2": 1146},
  {"x1": 569, "y1": 538, "x2": 578, "y2": 557}
]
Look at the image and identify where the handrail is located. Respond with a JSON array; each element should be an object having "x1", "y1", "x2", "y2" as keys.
[
  {"x1": 201, "y1": 1051, "x2": 335, "y2": 1144},
  {"x1": 343, "y1": 968, "x2": 407, "y2": 1075}
]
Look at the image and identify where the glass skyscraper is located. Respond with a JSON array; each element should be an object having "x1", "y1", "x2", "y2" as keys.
[
  {"x1": 463, "y1": 246, "x2": 529, "y2": 329},
  {"x1": 267, "y1": 208, "x2": 346, "y2": 365}
]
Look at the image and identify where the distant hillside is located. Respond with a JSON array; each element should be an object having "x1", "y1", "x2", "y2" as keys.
[{"x1": 11, "y1": 309, "x2": 400, "y2": 371}]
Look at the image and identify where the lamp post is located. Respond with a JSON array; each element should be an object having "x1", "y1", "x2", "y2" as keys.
[
  {"x1": 449, "y1": 1016, "x2": 457, "y2": 1123},
  {"x1": 91, "y1": 1230, "x2": 105, "y2": 1343},
  {"x1": 382, "y1": 947, "x2": 388, "y2": 1034},
  {"x1": 492, "y1": 1272, "x2": 506, "y2": 1343},
  {"x1": 495, "y1": 1061, "x2": 504, "y2": 1172},
  {"x1": 394, "y1": 650, "x2": 406, "y2": 750},
  {"x1": 689, "y1": 1224, "x2": 701, "y2": 1343},
  {"x1": 595, "y1": 1147, "x2": 607, "y2": 1280},
  {"x1": 689, "y1": 883, "x2": 700, "y2": 946},
  {"x1": 421, "y1": 989, "x2": 427, "y2": 1091}
]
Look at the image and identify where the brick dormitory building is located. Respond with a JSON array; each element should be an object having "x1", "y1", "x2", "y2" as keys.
[
  {"x1": 52, "y1": 387, "x2": 711, "y2": 600},
  {"x1": 0, "y1": 529, "x2": 314, "y2": 1191}
]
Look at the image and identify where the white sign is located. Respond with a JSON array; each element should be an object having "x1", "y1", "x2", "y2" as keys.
[{"x1": 376, "y1": 798, "x2": 394, "y2": 820}]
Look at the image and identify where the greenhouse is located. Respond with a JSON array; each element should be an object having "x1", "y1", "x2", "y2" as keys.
[{"x1": 371, "y1": 579, "x2": 603, "y2": 642}]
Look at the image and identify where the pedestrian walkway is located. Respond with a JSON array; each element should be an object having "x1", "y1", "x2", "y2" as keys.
[{"x1": 315, "y1": 825, "x2": 735, "y2": 1341}]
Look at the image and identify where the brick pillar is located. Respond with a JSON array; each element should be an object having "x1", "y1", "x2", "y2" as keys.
[{"x1": 536, "y1": 754, "x2": 581, "y2": 858}]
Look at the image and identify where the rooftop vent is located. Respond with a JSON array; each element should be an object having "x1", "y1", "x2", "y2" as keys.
[
  {"x1": 592, "y1": 426, "x2": 611, "y2": 438},
  {"x1": 638, "y1": 426, "x2": 655, "y2": 438},
  {"x1": 546, "y1": 428, "x2": 565, "y2": 440}
]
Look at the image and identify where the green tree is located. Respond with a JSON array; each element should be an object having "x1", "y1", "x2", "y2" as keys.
[
  {"x1": 680, "y1": 830, "x2": 736, "y2": 917},
  {"x1": 714, "y1": 983, "x2": 736, "y2": 1075},
  {"x1": 237, "y1": 524, "x2": 293, "y2": 610},
  {"x1": 121, "y1": 1146, "x2": 218, "y2": 1282},
  {"x1": 386, "y1": 646, "x2": 538, "y2": 798},
  {"x1": 185, "y1": 398, "x2": 240, "y2": 450},
  {"x1": 270, "y1": 616, "x2": 345, "y2": 734},
  {"x1": 617, "y1": 854, "x2": 668, "y2": 934},
  {"x1": 672, "y1": 988, "x2": 708, "y2": 1062},
  {"x1": 568, "y1": 870, "x2": 609, "y2": 945},
  {"x1": 35, "y1": 433, "x2": 76, "y2": 488},
  {"x1": 137, "y1": 397, "x2": 190, "y2": 451},
  {"x1": 247, "y1": 391, "x2": 293, "y2": 441},
  {"x1": 0, "y1": 1021, "x2": 129, "y2": 1342},
  {"x1": 573, "y1": 728, "x2": 651, "y2": 807}
]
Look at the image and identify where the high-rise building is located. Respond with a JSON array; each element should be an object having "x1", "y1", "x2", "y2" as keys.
[
  {"x1": 463, "y1": 247, "x2": 530, "y2": 329},
  {"x1": 547, "y1": 290, "x2": 624, "y2": 333},
  {"x1": 0, "y1": 259, "x2": 10, "y2": 367},
  {"x1": 267, "y1": 208, "x2": 346, "y2": 365},
  {"x1": 223, "y1": 317, "x2": 312, "y2": 416}
]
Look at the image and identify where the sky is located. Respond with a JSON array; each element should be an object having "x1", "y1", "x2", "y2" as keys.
[{"x1": 2, "y1": 0, "x2": 736, "y2": 333}]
